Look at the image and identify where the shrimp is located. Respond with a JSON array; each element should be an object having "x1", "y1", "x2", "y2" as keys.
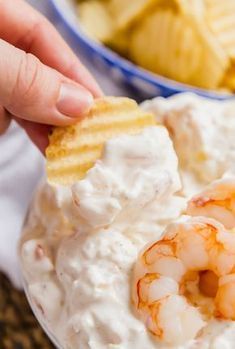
[
  {"x1": 187, "y1": 177, "x2": 235, "y2": 229},
  {"x1": 132, "y1": 216, "x2": 235, "y2": 345}
]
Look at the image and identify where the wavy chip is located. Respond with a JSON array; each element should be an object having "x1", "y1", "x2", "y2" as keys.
[
  {"x1": 130, "y1": 10, "x2": 203, "y2": 84},
  {"x1": 176, "y1": 0, "x2": 205, "y2": 18},
  {"x1": 78, "y1": 0, "x2": 113, "y2": 42},
  {"x1": 196, "y1": 27, "x2": 229, "y2": 89},
  {"x1": 130, "y1": 7, "x2": 229, "y2": 89},
  {"x1": 108, "y1": 0, "x2": 159, "y2": 31},
  {"x1": 205, "y1": 0, "x2": 235, "y2": 59},
  {"x1": 222, "y1": 65, "x2": 235, "y2": 91},
  {"x1": 46, "y1": 97, "x2": 156, "y2": 185}
]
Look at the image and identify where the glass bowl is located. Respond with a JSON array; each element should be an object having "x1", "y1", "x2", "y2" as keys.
[
  {"x1": 20, "y1": 203, "x2": 63, "y2": 349},
  {"x1": 22, "y1": 277, "x2": 62, "y2": 348}
]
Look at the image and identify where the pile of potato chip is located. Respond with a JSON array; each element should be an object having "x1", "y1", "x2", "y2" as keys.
[{"x1": 77, "y1": 0, "x2": 235, "y2": 92}]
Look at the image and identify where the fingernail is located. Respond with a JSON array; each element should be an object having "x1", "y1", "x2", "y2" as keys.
[{"x1": 57, "y1": 83, "x2": 93, "y2": 118}]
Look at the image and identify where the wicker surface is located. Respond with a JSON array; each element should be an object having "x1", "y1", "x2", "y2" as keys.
[{"x1": 0, "y1": 272, "x2": 54, "y2": 349}]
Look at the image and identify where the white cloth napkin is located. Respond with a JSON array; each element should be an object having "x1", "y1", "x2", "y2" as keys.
[
  {"x1": 0, "y1": 0, "x2": 136, "y2": 288},
  {"x1": 0, "y1": 122, "x2": 44, "y2": 288}
]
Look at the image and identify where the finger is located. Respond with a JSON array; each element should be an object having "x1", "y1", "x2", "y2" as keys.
[
  {"x1": 0, "y1": 106, "x2": 11, "y2": 135},
  {"x1": 0, "y1": 0, "x2": 102, "y2": 97},
  {"x1": 0, "y1": 39, "x2": 94, "y2": 126},
  {"x1": 16, "y1": 117, "x2": 50, "y2": 154}
]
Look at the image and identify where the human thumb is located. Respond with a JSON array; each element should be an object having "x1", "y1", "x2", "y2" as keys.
[{"x1": 0, "y1": 39, "x2": 94, "y2": 126}]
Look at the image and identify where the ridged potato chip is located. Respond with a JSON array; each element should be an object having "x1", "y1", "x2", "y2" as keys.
[
  {"x1": 205, "y1": 0, "x2": 235, "y2": 59},
  {"x1": 78, "y1": 0, "x2": 113, "y2": 42},
  {"x1": 193, "y1": 23, "x2": 229, "y2": 89},
  {"x1": 106, "y1": 29, "x2": 130, "y2": 55},
  {"x1": 46, "y1": 97, "x2": 156, "y2": 185},
  {"x1": 176, "y1": 0, "x2": 205, "y2": 18},
  {"x1": 106, "y1": 0, "x2": 165, "y2": 54},
  {"x1": 108, "y1": 0, "x2": 160, "y2": 31},
  {"x1": 130, "y1": 10, "x2": 203, "y2": 84},
  {"x1": 222, "y1": 65, "x2": 235, "y2": 90},
  {"x1": 130, "y1": 7, "x2": 229, "y2": 89}
]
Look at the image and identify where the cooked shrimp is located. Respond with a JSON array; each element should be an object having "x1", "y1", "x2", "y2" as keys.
[
  {"x1": 187, "y1": 177, "x2": 235, "y2": 229},
  {"x1": 215, "y1": 274, "x2": 235, "y2": 319},
  {"x1": 132, "y1": 216, "x2": 235, "y2": 345}
]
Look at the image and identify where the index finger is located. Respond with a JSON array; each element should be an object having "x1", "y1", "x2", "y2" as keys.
[{"x1": 0, "y1": 0, "x2": 102, "y2": 97}]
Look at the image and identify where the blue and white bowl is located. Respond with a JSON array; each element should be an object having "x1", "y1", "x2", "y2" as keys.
[{"x1": 47, "y1": 0, "x2": 233, "y2": 100}]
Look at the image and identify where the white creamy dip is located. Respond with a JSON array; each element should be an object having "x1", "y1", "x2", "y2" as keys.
[
  {"x1": 20, "y1": 126, "x2": 185, "y2": 349},
  {"x1": 142, "y1": 93, "x2": 235, "y2": 196},
  {"x1": 20, "y1": 95, "x2": 235, "y2": 349},
  {"x1": 71, "y1": 127, "x2": 184, "y2": 241}
]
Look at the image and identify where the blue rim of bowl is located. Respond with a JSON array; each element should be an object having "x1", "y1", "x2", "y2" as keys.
[{"x1": 49, "y1": 0, "x2": 234, "y2": 100}]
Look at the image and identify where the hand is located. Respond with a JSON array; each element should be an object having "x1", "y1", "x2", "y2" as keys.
[{"x1": 0, "y1": 0, "x2": 102, "y2": 152}]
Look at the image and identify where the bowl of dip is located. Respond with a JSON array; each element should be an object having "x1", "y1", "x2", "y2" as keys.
[
  {"x1": 19, "y1": 94, "x2": 235, "y2": 349},
  {"x1": 19, "y1": 118, "x2": 184, "y2": 349}
]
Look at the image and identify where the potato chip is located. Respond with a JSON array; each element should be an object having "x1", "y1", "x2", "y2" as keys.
[
  {"x1": 176, "y1": 0, "x2": 205, "y2": 18},
  {"x1": 175, "y1": 0, "x2": 234, "y2": 89},
  {"x1": 130, "y1": 6, "x2": 229, "y2": 89},
  {"x1": 106, "y1": 29, "x2": 130, "y2": 55},
  {"x1": 193, "y1": 23, "x2": 229, "y2": 89},
  {"x1": 130, "y1": 10, "x2": 203, "y2": 84},
  {"x1": 78, "y1": 0, "x2": 113, "y2": 42},
  {"x1": 46, "y1": 97, "x2": 156, "y2": 185},
  {"x1": 78, "y1": 0, "x2": 134, "y2": 53},
  {"x1": 221, "y1": 65, "x2": 235, "y2": 91},
  {"x1": 77, "y1": 0, "x2": 235, "y2": 92},
  {"x1": 205, "y1": 0, "x2": 235, "y2": 60},
  {"x1": 106, "y1": 0, "x2": 169, "y2": 54},
  {"x1": 108, "y1": 0, "x2": 160, "y2": 31}
]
